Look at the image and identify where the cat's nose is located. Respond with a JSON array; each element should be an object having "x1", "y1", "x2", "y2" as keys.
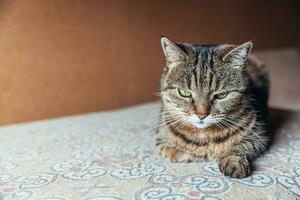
[
  {"x1": 198, "y1": 114, "x2": 208, "y2": 120},
  {"x1": 195, "y1": 104, "x2": 210, "y2": 120}
]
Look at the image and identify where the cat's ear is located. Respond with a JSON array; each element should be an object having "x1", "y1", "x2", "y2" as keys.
[
  {"x1": 161, "y1": 37, "x2": 187, "y2": 64},
  {"x1": 222, "y1": 41, "x2": 253, "y2": 64}
]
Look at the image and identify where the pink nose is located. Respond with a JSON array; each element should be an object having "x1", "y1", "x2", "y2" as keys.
[
  {"x1": 198, "y1": 114, "x2": 208, "y2": 120},
  {"x1": 198, "y1": 114, "x2": 207, "y2": 120},
  {"x1": 196, "y1": 105, "x2": 209, "y2": 120}
]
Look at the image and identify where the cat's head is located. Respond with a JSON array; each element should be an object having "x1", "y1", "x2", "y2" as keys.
[{"x1": 160, "y1": 37, "x2": 253, "y2": 129}]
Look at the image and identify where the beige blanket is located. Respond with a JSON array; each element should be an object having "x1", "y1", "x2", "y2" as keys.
[{"x1": 0, "y1": 102, "x2": 299, "y2": 200}]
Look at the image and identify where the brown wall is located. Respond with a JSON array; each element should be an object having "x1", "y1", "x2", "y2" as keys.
[{"x1": 0, "y1": 0, "x2": 299, "y2": 125}]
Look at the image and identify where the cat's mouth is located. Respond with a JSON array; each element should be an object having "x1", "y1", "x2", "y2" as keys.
[
  {"x1": 192, "y1": 121, "x2": 211, "y2": 129},
  {"x1": 187, "y1": 115, "x2": 213, "y2": 129}
]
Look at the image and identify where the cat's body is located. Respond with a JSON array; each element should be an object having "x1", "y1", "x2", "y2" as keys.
[{"x1": 156, "y1": 37, "x2": 269, "y2": 178}]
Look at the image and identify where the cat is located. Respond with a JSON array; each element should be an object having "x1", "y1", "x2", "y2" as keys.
[{"x1": 156, "y1": 36, "x2": 269, "y2": 178}]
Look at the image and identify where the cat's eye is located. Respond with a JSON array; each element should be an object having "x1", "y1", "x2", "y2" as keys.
[
  {"x1": 178, "y1": 88, "x2": 191, "y2": 98},
  {"x1": 215, "y1": 92, "x2": 228, "y2": 99}
]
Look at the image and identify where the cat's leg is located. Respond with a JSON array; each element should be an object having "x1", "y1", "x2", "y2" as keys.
[
  {"x1": 158, "y1": 145, "x2": 195, "y2": 163},
  {"x1": 218, "y1": 136, "x2": 266, "y2": 178},
  {"x1": 156, "y1": 129, "x2": 202, "y2": 163}
]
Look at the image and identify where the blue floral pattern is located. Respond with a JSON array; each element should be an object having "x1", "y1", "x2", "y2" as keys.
[
  {"x1": 277, "y1": 168, "x2": 300, "y2": 197},
  {"x1": 0, "y1": 102, "x2": 299, "y2": 199}
]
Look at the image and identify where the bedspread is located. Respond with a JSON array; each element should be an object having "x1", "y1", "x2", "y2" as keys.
[{"x1": 0, "y1": 102, "x2": 299, "y2": 200}]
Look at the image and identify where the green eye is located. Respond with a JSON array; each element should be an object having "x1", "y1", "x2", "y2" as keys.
[
  {"x1": 178, "y1": 88, "x2": 191, "y2": 98},
  {"x1": 215, "y1": 92, "x2": 228, "y2": 99}
]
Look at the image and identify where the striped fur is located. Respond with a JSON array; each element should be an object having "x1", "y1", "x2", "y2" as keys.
[{"x1": 157, "y1": 37, "x2": 269, "y2": 178}]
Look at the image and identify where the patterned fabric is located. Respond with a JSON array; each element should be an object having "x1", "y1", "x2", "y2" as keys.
[{"x1": 0, "y1": 102, "x2": 299, "y2": 200}]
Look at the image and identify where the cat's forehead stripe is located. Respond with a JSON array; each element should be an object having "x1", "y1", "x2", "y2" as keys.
[{"x1": 192, "y1": 67, "x2": 198, "y2": 89}]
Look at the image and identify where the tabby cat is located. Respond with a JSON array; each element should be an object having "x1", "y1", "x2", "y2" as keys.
[{"x1": 156, "y1": 37, "x2": 269, "y2": 178}]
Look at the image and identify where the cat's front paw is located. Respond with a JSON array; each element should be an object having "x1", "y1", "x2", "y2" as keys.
[
  {"x1": 218, "y1": 155, "x2": 252, "y2": 178},
  {"x1": 158, "y1": 145, "x2": 195, "y2": 163}
]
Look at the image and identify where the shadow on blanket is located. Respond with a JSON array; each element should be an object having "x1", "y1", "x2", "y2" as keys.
[{"x1": 267, "y1": 107, "x2": 300, "y2": 148}]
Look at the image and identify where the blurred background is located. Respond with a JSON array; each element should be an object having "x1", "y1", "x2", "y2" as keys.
[{"x1": 0, "y1": 0, "x2": 299, "y2": 125}]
